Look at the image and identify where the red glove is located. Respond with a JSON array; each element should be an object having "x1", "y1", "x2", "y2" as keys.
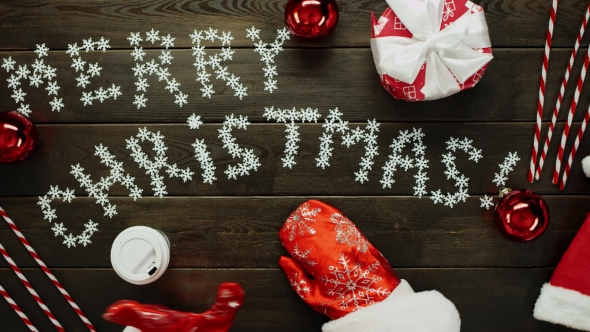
[
  {"x1": 103, "y1": 283, "x2": 244, "y2": 332},
  {"x1": 279, "y1": 200, "x2": 461, "y2": 332}
]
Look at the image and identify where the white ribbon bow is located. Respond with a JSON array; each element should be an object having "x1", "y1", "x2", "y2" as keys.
[{"x1": 371, "y1": 0, "x2": 493, "y2": 100}]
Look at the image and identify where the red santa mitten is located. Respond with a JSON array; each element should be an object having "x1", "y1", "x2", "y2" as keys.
[
  {"x1": 279, "y1": 200, "x2": 460, "y2": 332},
  {"x1": 534, "y1": 214, "x2": 590, "y2": 330},
  {"x1": 102, "y1": 283, "x2": 244, "y2": 332}
]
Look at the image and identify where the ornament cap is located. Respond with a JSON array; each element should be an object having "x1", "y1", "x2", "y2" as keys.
[{"x1": 498, "y1": 187, "x2": 512, "y2": 198}]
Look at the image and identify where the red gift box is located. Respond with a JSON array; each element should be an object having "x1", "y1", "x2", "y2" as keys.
[{"x1": 371, "y1": 0, "x2": 493, "y2": 102}]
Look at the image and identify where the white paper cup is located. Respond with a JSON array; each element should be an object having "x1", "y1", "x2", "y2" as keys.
[{"x1": 111, "y1": 226, "x2": 170, "y2": 285}]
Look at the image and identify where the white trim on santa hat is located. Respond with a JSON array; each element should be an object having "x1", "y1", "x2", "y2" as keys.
[
  {"x1": 321, "y1": 279, "x2": 461, "y2": 332},
  {"x1": 534, "y1": 283, "x2": 590, "y2": 331}
]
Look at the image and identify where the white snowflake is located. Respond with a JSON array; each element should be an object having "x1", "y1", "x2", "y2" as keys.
[
  {"x1": 187, "y1": 113, "x2": 203, "y2": 130},
  {"x1": 76, "y1": 73, "x2": 90, "y2": 88},
  {"x1": 133, "y1": 94, "x2": 147, "y2": 109},
  {"x1": 72, "y1": 57, "x2": 86, "y2": 72},
  {"x1": 480, "y1": 195, "x2": 494, "y2": 210},
  {"x1": 49, "y1": 97, "x2": 64, "y2": 112},
  {"x1": 78, "y1": 233, "x2": 92, "y2": 247},
  {"x1": 493, "y1": 172, "x2": 507, "y2": 187},
  {"x1": 87, "y1": 63, "x2": 102, "y2": 77},
  {"x1": 11, "y1": 88, "x2": 26, "y2": 103},
  {"x1": 320, "y1": 254, "x2": 391, "y2": 311},
  {"x1": 63, "y1": 234, "x2": 77, "y2": 248},
  {"x1": 81, "y1": 91, "x2": 94, "y2": 106},
  {"x1": 35, "y1": 43, "x2": 49, "y2": 58},
  {"x1": 104, "y1": 204, "x2": 117, "y2": 218},
  {"x1": 159, "y1": 50, "x2": 173, "y2": 65},
  {"x1": 161, "y1": 34, "x2": 175, "y2": 48},
  {"x1": 2, "y1": 57, "x2": 16, "y2": 72},
  {"x1": 146, "y1": 28, "x2": 160, "y2": 43},
  {"x1": 46, "y1": 81, "x2": 60, "y2": 95},
  {"x1": 16, "y1": 103, "x2": 31, "y2": 116},
  {"x1": 135, "y1": 78, "x2": 149, "y2": 92},
  {"x1": 174, "y1": 92, "x2": 188, "y2": 107},
  {"x1": 128, "y1": 32, "x2": 143, "y2": 46},
  {"x1": 51, "y1": 223, "x2": 67, "y2": 236}
]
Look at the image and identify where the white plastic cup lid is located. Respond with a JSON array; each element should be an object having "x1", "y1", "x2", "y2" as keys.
[{"x1": 111, "y1": 226, "x2": 170, "y2": 285}]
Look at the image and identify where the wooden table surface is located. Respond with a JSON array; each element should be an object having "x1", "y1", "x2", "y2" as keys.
[{"x1": 1, "y1": 0, "x2": 590, "y2": 331}]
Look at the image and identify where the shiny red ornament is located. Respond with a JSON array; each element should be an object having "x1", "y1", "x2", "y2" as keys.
[
  {"x1": 0, "y1": 111, "x2": 37, "y2": 163},
  {"x1": 285, "y1": 0, "x2": 339, "y2": 39},
  {"x1": 494, "y1": 189, "x2": 549, "y2": 242}
]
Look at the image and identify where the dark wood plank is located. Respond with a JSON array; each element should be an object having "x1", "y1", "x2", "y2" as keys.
[
  {"x1": 1, "y1": 123, "x2": 589, "y2": 196},
  {"x1": 0, "y1": 268, "x2": 576, "y2": 331},
  {"x1": 0, "y1": 196, "x2": 586, "y2": 268},
  {"x1": 0, "y1": 0, "x2": 588, "y2": 49},
  {"x1": 1, "y1": 48, "x2": 590, "y2": 123}
]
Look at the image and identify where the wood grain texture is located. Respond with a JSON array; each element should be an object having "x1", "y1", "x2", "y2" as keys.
[
  {"x1": 1, "y1": 48, "x2": 590, "y2": 123},
  {"x1": 0, "y1": 123, "x2": 589, "y2": 196},
  {"x1": 0, "y1": 0, "x2": 588, "y2": 49},
  {"x1": 0, "y1": 196, "x2": 586, "y2": 269},
  {"x1": 0, "y1": 268, "x2": 575, "y2": 332}
]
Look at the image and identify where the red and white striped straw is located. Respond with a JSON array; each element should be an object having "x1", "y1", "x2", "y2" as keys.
[
  {"x1": 535, "y1": 4, "x2": 590, "y2": 180},
  {"x1": 0, "y1": 242, "x2": 64, "y2": 332},
  {"x1": 0, "y1": 283, "x2": 38, "y2": 331},
  {"x1": 553, "y1": 45, "x2": 590, "y2": 185},
  {"x1": 560, "y1": 104, "x2": 590, "y2": 189},
  {"x1": 0, "y1": 207, "x2": 96, "y2": 331},
  {"x1": 528, "y1": 0, "x2": 559, "y2": 183}
]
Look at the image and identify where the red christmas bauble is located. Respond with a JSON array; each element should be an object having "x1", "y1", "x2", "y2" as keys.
[
  {"x1": 0, "y1": 111, "x2": 37, "y2": 163},
  {"x1": 494, "y1": 189, "x2": 549, "y2": 242},
  {"x1": 285, "y1": 0, "x2": 339, "y2": 39}
]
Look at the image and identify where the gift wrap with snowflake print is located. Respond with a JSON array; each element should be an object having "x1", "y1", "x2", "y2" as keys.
[{"x1": 1, "y1": 0, "x2": 590, "y2": 331}]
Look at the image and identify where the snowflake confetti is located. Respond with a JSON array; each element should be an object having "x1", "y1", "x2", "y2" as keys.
[
  {"x1": 480, "y1": 195, "x2": 494, "y2": 210},
  {"x1": 263, "y1": 106, "x2": 321, "y2": 168},
  {"x1": 381, "y1": 128, "x2": 429, "y2": 197}
]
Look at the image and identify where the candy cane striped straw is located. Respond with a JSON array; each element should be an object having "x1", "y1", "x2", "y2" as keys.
[
  {"x1": 0, "y1": 242, "x2": 64, "y2": 332},
  {"x1": 553, "y1": 45, "x2": 590, "y2": 185},
  {"x1": 528, "y1": 0, "x2": 559, "y2": 183},
  {"x1": 535, "y1": 3, "x2": 590, "y2": 180},
  {"x1": 0, "y1": 207, "x2": 96, "y2": 331},
  {"x1": 560, "y1": 104, "x2": 590, "y2": 189},
  {"x1": 0, "y1": 283, "x2": 38, "y2": 331}
]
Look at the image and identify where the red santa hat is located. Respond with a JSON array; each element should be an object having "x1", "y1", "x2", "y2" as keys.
[{"x1": 534, "y1": 213, "x2": 590, "y2": 330}]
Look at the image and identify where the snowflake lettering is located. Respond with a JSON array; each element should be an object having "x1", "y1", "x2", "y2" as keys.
[
  {"x1": 430, "y1": 137, "x2": 480, "y2": 208},
  {"x1": 380, "y1": 128, "x2": 429, "y2": 197},
  {"x1": 263, "y1": 106, "x2": 321, "y2": 168},
  {"x1": 249, "y1": 26, "x2": 290, "y2": 93},
  {"x1": 218, "y1": 114, "x2": 261, "y2": 180}
]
